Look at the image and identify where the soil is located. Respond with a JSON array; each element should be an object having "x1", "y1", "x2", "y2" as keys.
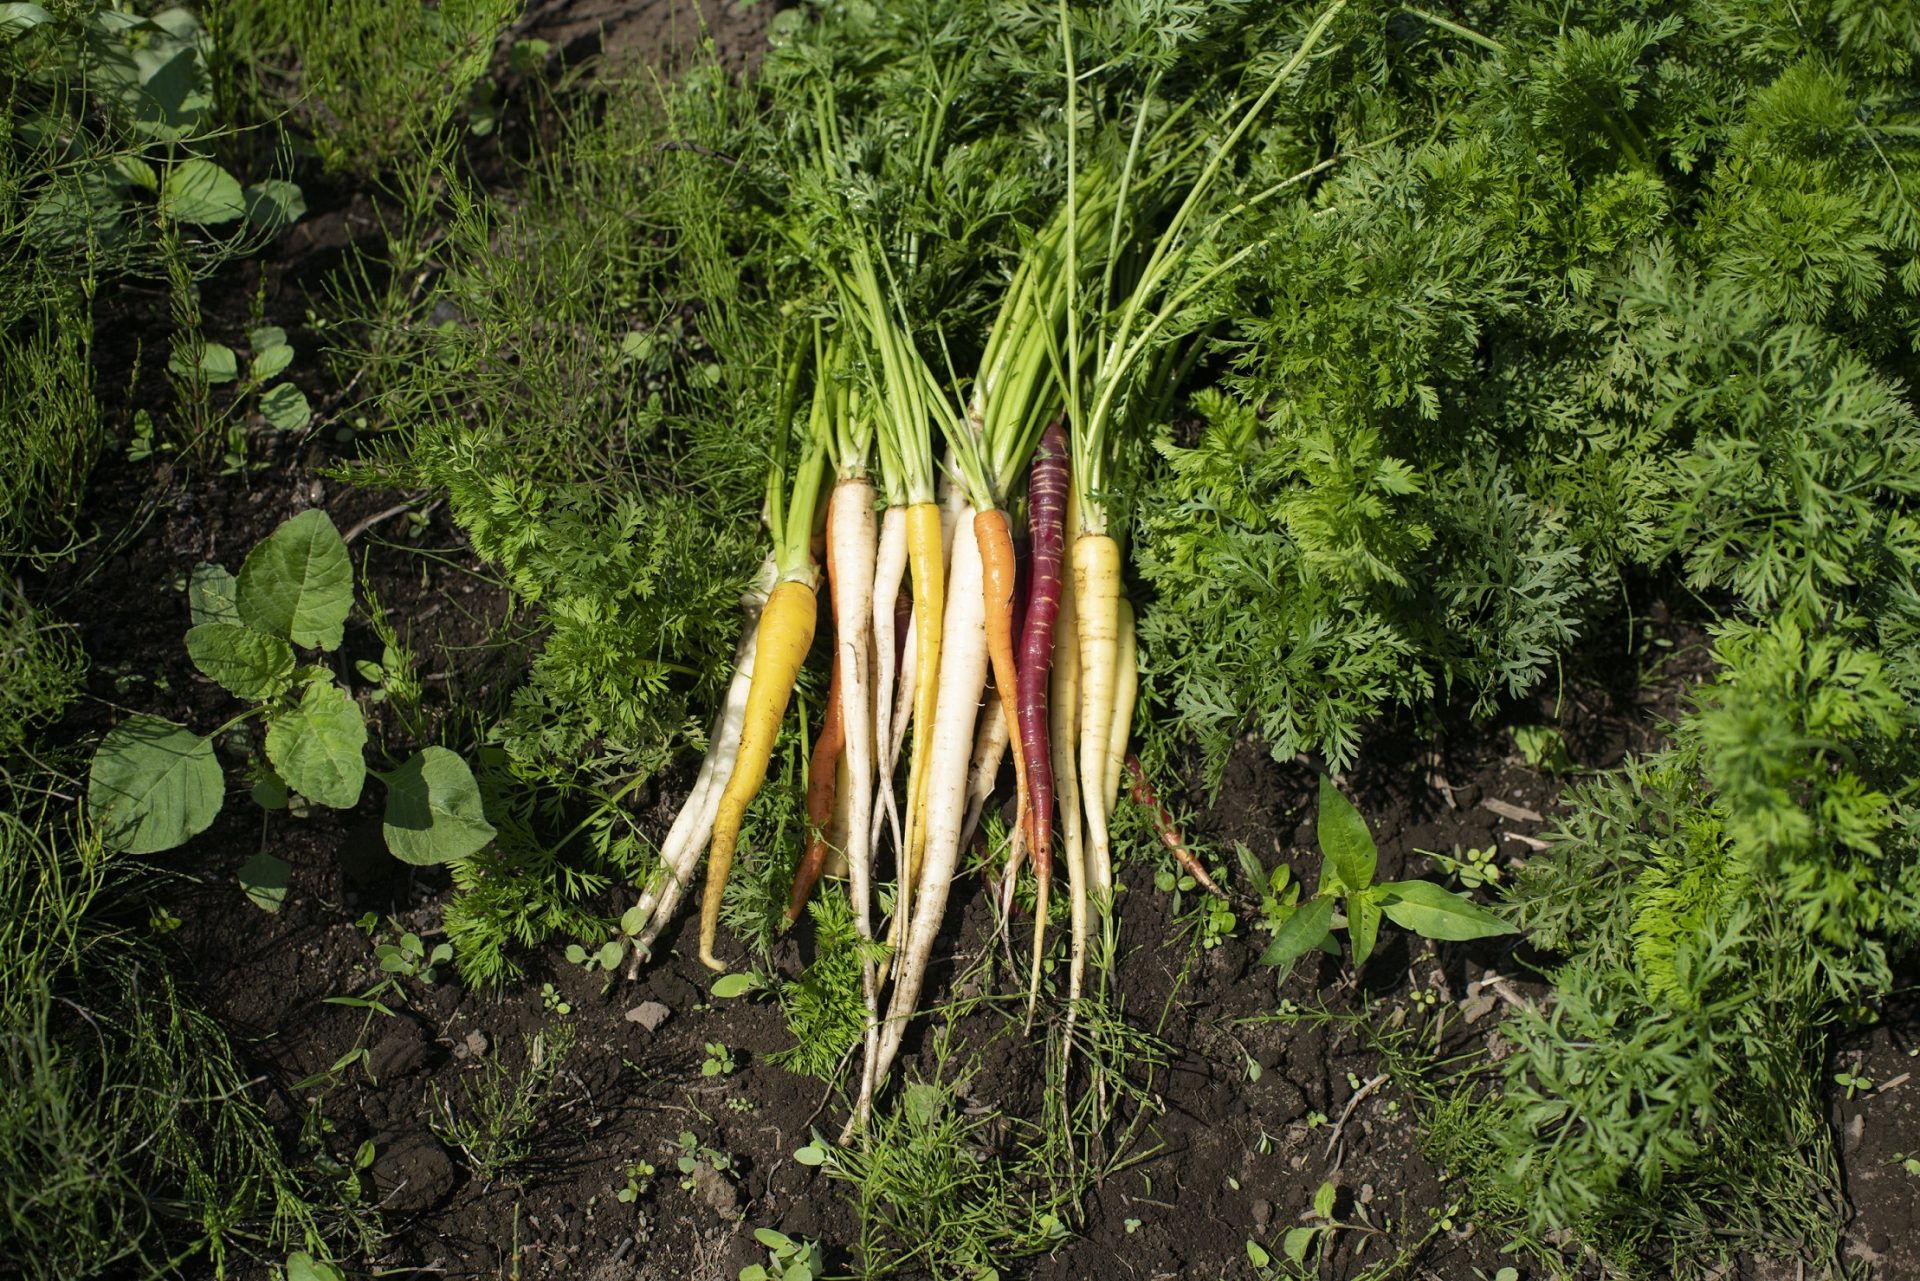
[{"x1": 25, "y1": 4, "x2": 1920, "y2": 1279}]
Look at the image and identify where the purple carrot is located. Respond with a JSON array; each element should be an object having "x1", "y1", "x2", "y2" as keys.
[{"x1": 1002, "y1": 421, "x2": 1068, "y2": 934}]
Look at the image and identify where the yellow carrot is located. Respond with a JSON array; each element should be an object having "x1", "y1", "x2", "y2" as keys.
[
  {"x1": 699, "y1": 579, "x2": 817, "y2": 971},
  {"x1": 1073, "y1": 533, "x2": 1123, "y2": 904}
]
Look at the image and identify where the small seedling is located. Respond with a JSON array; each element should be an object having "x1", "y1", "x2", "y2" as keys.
[
  {"x1": 1891, "y1": 1152, "x2": 1920, "y2": 1177},
  {"x1": 1422, "y1": 842, "x2": 1505, "y2": 891},
  {"x1": 565, "y1": 939, "x2": 627, "y2": 973},
  {"x1": 702, "y1": 1041, "x2": 737, "y2": 1077},
  {"x1": 1260, "y1": 777, "x2": 1516, "y2": 979},
  {"x1": 1835, "y1": 1069, "x2": 1873, "y2": 1099},
  {"x1": 740, "y1": 1228, "x2": 824, "y2": 1281},
  {"x1": 616, "y1": 1160, "x2": 656, "y2": 1203},
  {"x1": 375, "y1": 929, "x2": 453, "y2": 983},
  {"x1": 675, "y1": 1131, "x2": 733, "y2": 1192},
  {"x1": 541, "y1": 982, "x2": 572, "y2": 1016}
]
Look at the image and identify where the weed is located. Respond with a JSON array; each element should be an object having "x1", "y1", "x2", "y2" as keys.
[
  {"x1": 1421, "y1": 842, "x2": 1505, "y2": 893},
  {"x1": 430, "y1": 1025, "x2": 576, "y2": 1184},
  {"x1": 741, "y1": 1228, "x2": 825, "y2": 1281},
  {"x1": 615, "y1": 1160, "x2": 656, "y2": 1204},
  {"x1": 1260, "y1": 777, "x2": 1515, "y2": 980},
  {"x1": 86, "y1": 510, "x2": 495, "y2": 879},
  {"x1": 540, "y1": 983, "x2": 571, "y2": 1017},
  {"x1": 701, "y1": 1042, "x2": 738, "y2": 1078}
]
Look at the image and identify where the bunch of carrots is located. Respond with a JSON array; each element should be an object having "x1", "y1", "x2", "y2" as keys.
[{"x1": 618, "y1": 2, "x2": 1348, "y2": 1131}]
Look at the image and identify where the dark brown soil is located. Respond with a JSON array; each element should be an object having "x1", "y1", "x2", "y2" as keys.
[{"x1": 25, "y1": 3, "x2": 1920, "y2": 1279}]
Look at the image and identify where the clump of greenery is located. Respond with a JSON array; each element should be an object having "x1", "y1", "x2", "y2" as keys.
[
  {"x1": 0, "y1": 582, "x2": 84, "y2": 764},
  {"x1": 208, "y1": 0, "x2": 520, "y2": 176},
  {"x1": 86, "y1": 509, "x2": 495, "y2": 877},
  {"x1": 1457, "y1": 616, "x2": 1917, "y2": 1271},
  {"x1": 429, "y1": 1023, "x2": 576, "y2": 1184},
  {"x1": 770, "y1": 890, "x2": 872, "y2": 1080},
  {"x1": 0, "y1": 792, "x2": 344, "y2": 1275},
  {"x1": 1132, "y1": 1, "x2": 1920, "y2": 779}
]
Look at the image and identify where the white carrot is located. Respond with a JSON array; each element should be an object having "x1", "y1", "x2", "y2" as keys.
[
  {"x1": 958, "y1": 688, "x2": 1011, "y2": 857},
  {"x1": 623, "y1": 556, "x2": 776, "y2": 973},
  {"x1": 831, "y1": 476, "x2": 882, "y2": 1135},
  {"x1": 1074, "y1": 533, "x2": 1123, "y2": 904},
  {"x1": 1101, "y1": 597, "x2": 1136, "y2": 820},
  {"x1": 867, "y1": 504, "x2": 908, "y2": 866},
  {"x1": 868, "y1": 507, "x2": 988, "y2": 1095}
]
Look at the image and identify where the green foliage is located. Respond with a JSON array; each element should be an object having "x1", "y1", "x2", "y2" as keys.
[
  {"x1": 428, "y1": 1024, "x2": 576, "y2": 1184},
  {"x1": 770, "y1": 891, "x2": 873, "y2": 1080},
  {"x1": 1259, "y1": 776, "x2": 1514, "y2": 978},
  {"x1": 1479, "y1": 613, "x2": 1918, "y2": 1271},
  {"x1": 208, "y1": 0, "x2": 519, "y2": 176},
  {"x1": 86, "y1": 510, "x2": 494, "y2": 869},
  {"x1": 1133, "y1": 0, "x2": 1920, "y2": 777},
  {"x1": 0, "y1": 582, "x2": 84, "y2": 764},
  {"x1": 0, "y1": 795, "x2": 342, "y2": 1275}
]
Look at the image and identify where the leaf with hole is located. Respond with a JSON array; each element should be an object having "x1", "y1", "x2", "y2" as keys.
[
  {"x1": 185, "y1": 622, "x2": 295, "y2": 701},
  {"x1": 1317, "y1": 775, "x2": 1376, "y2": 892},
  {"x1": 381, "y1": 746, "x2": 496, "y2": 865},
  {"x1": 89, "y1": 715, "x2": 223, "y2": 853},
  {"x1": 159, "y1": 159, "x2": 244, "y2": 224},
  {"x1": 238, "y1": 509, "x2": 351, "y2": 650},
  {"x1": 239, "y1": 850, "x2": 290, "y2": 912},
  {"x1": 266, "y1": 680, "x2": 366, "y2": 809},
  {"x1": 1376, "y1": 879, "x2": 1516, "y2": 941},
  {"x1": 1257, "y1": 894, "x2": 1335, "y2": 979}
]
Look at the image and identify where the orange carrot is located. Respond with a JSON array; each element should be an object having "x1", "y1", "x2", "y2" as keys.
[{"x1": 788, "y1": 650, "x2": 846, "y2": 922}]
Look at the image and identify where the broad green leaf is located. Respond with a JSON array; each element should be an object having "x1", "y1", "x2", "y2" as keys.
[
  {"x1": 159, "y1": 159, "x2": 244, "y2": 224},
  {"x1": 188, "y1": 563, "x2": 240, "y2": 625},
  {"x1": 711, "y1": 973, "x2": 753, "y2": 998},
  {"x1": 266, "y1": 681, "x2": 366, "y2": 809},
  {"x1": 111, "y1": 155, "x2": 158, "y2": 192},
  {"x1": 1256, "y1": 895, "x2": 1335, "y2": 979},
  {"x1": 237, "y1": 509, "x2": 352, "y2": 650},
  {"x1": 249, "y1": 325, "x2": 287, "y2": 353},
  {"x1": 381, "y1": 747, "x2": 495, "y2": 865},
  {"x1": 27, "y1": 172, "x2": 126, "y2": 248},
  {"x1": 1245, "y1": 1240, "x2": 1270, "y2": 1267},
  {"x1": 1376, "y1": 879, "x2": 1517, "y2": 941},
  {"x1": 1312, "y1": 1180, "x2": 1337, "y2": 1219},
  {"x1": 1282, "y1": 1227, "x2": 1315, "y2": 1265},
  {"x1": 793, "y1": 1143, "x2": 827, "y2": 1167},
  {"x1": 89, "y1": 715, "x2": 223, "y2": 853},
  {"x1": 596, "y1": 940, "x2": 624, "y2": 970},
  {"x1": 1317, "y1": 776, "x2": 1376, "y2": 892},
  {"x1": 260, "y1": 382, "x2": 310, "y2": 430},
  {"x1": 1348, "y1": 891, "x2": 1381, "y2": 969},
  {"x1": 244, "y1": 180, "x2": 306, "y2": 231},
  {"x1": 753, "y1": 1228, "x2": 787, "y2": 1249},
  {"x1": 0, "y1": 4, "x2": 51, "y2": 37},
  {"x1": 286, "y1": 1253, "x2": 345, "y2": 1281},
  {"x1": 251, "y1": 343, "x2": 294, "y2": 381},
  {"x1": 251, "y1": 770, "x2": 289, "y2": 811},
  {"x1": 238, "y1": 850, "x2": 289, "y2": 912},
  {"x1": 186, "y1": 622, "x2": 295, "y2": 700}
]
